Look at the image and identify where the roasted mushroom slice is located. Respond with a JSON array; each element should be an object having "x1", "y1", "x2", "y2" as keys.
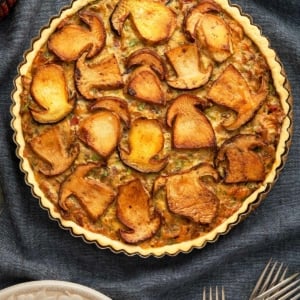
[
  {"x1": 125, "y1": 48, "x2": 166, "y2": 80},
  {"x1": 78, "y1": 111, "x2": 121, "y2": 158},
  {"x1": 216, "y1": 134, "x2": 266, "y2": 183},
  {"x1": 59, "y1": 163, "x2": 116, "y2": 221},
  {"x1": 165, "y1": 44, "x2": 212, "y2": 89},
  {"x1": 75, "y1": 52, "x2": 123, "y2": 100},
  {"x1": 184, "y1": 0, "x2": 221, "y2": 41},
  {"x1": 117, "y1": 178, "x2": 161, "y2": 244},
  {"x1": 48, "y1": 11, "x2": 106, "y2": 62},
  {"x1": 125, "y1": 66, "x2": 165, "y2": 104},
  {"x1": 195, "y1": 14, "x2": 233, "y2": 62},
  {"x1": 167, "y1": 94, "x2": 216, "y2": 149},
  {"x1": 110, "y1": 0, "x2": 176, "y2": 44},
  {"x1": 208, "y1": 64, "x2": 268, "y2": 131},
  {"x1": 29, "y1": 121, "x2": 79, "y2": 176},
  {"x1": 154, "y1": 163, "x2": 219, "y2": 224},
  {"x1": 119, "y1": 118, "x2": 168, "y2": 173},
  {"x1": 90, "y1": 96, "x2": 130, "y2": 127},
  {"x1": 30, "y1": 64, "x2": 75, "y2": 124}
]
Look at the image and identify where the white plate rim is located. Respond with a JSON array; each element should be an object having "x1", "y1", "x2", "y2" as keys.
[{"x1": 0, "y1": 280, "x2": 111, "y2": 300}]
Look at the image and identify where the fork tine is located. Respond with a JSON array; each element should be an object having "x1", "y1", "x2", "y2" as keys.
[
  {"x1": 290, "y1": 292, "x2": 300, "y2": 300},
  {"x1": 260, "y1": 260, "x2": 278, "y2": 292},
  {"x1": 203, "y1": 286, "x2": 225, "y2": 300},
  {"x1": 221, "y1": 286, "x2": 226, "y2": 300},
  {"x1": 267, "y1": 278, "x2": 300, "y2": 300},
  {"x1": 270, "y1": 263, "x2": 288, "y2": 288},
  {"x1": 254, "y1": 273, "x2": 299, "y2": 300},
  {"x1": 249, "y1": 259, "x2": 274, "y2": 299},
  {"x1": 249, "y1": 259, "x2": 290, "y2": 299},
  {"x1": 203, "y1": 287, "x2": 206, "y2": 300}
]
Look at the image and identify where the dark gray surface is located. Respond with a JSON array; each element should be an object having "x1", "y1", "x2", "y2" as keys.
[{"x1": 0, "y1": 0, "x2": 299, "y2": 299}]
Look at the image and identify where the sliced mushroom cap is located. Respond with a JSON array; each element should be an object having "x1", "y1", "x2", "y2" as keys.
[
  {"x1": 194, "y1": 13, "x2": 233, "y2": 63},
  {"x1": 165, "y1": 44, "x2": 212, "y2": 89},
  {"x1": 30, "y1": 64, "x2": 75, "y2": 124},
  {"x1": 119, "y1": 118, "x2": 168, "y2": 173},
  {"x1": 29, "y1": 121, "x2": 79, "y2": 176},
  {"x1": 154, "y1": 163, "x2": 219, "y2": 224},
  {"x1": 216, "y1": 134, "x2": 266, "y2": 183},
  {"x1": 208, "y1": 64, "x2": 268, "y2": 130},
  {"x1": 59, "y1": 163, "x2": 116, "y2": 221},
  {"x1": 167, "y1": 94, "x2": 216, "y2": 149},
  {"x1": 78, "y1": 110, "x2": 121, "y2": 158},
  {"x1": 125, "y1": 48, "x2": 166, "y2": 80},
  {"x1": 90, "y1": 96, "x2": 130, "y2": 127},
  {"x1": 75, "y1": 52, "x2": 123, "y2": 100},
  {"x1": 116, "y1": 178, "x2": 161, "y2": 244},
  {"x1": 48, "y1": 11, "x2": 106, "y2": 62},
  {"x1": 125, "y1": 66, "x2": 165, "y2": 105},
  {"x1": 184, "y1": 0, "x2": 221, "y2": 40},
  {"x1": 110, "y1": 0, "x2": 176, "y2": 44}
]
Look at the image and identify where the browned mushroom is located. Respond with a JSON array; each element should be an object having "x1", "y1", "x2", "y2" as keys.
[
  {"x1": 59, "y1": 163, "x2": 116, "y2": 221},
  {"x1": 90, "y1": 96, "x2": 130, "y2": 127},
  {"x1": 184, "y1": 0, "x2": 221, "y2": 41},
  {"x1": 125, "y1": 66, "x2": 165, "y2": 104},
  {"x1": 77, "y1": 110, "x2": 121, "y2": 158},
  {"x1": 119, "y1": 118, "x2": 168, "y2": 173},
  {"x1": 216, "y1": 134, "x2": 266, "y2": 183},
  {"x1": 165, "y1": 44, "x2": 212, "y2": 89},
  {"x1": 125, "y1": 48, "x2": 166, "y2": 80},
  {"x1": 48, "y1": 11, "x2": 106, "y2": 62},
  {"x1": 110, "y1": 0, "x2": 176, "y2": 44},
  {"x1": 208, "y1": 64, "x2": 268, "y2": 130},
  {"x1": 30, "y1": 64, "x2": 75, "y2": 124},
  {"x1": 194, "y1": 13, "x2": 233, "y2": 62},
  {"x1": 75, "y1": 52, "x2": 123, "y2": 100},
  {"x1": 116, "y1": 178, "x2": 161, "y2": 244},
  {"x1": 154, "y1": 163, "x2": 219, "y2": 224},
  {"x1": 29, "y1": 121, "x2": 79, "y2": 176},
  {"x1": 167, "y1": 94, "x2": 216, "y2": 149}
]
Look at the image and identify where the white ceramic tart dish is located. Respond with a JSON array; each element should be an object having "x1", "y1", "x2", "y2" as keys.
[{"x1": 11, "y1": 0, "x2": 292, "y2": 257}]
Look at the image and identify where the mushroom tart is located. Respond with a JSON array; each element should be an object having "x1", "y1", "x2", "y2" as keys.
[{"x1": 11, "y1": 0, "x2": 292, "y2": 257}]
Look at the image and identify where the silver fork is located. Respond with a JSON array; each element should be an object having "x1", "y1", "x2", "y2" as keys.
[
  {"x1": 202, "y1": 286, "x2": 225, "y2": 300},
  {"x1": 249, "y1": 259, "x2": 300, "y2": 300}
]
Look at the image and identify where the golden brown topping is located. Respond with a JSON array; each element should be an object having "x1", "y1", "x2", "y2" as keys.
[
  {"x1": 208, "y1": 64, "x2": 268, "y2": 130},
  {"x1": 194, "y1": 13, "x2": 233, "y2": 62},
  {"x1": 167, "y1": 94, "x2": 216, "y2": 149},
  {"x1": 29, "y1": 121, "x2": 79, "y2": 176},
  {"x1": 110, "y1": 0, "x2": 176, "y2": 44},
  {"x1": 154, "y1": 163, "x2": 219, "y2": 223},
  {"x1": 90, "y1": 96, "x2": 130, "y2": 127},
  {"x1": 216, "y1": 134, "x2": 266, "y2": 183},
  {"x1": 125, "y1": 48, "x2": 166, "y2": 80},
  {"x1": 125, "y1": 66, "x2": 165, "y2": 104},
  {"x1": 30, "y1": 64, "x2": 75, "y2": 123},
  {"x1": 59, "y1": 163, "x2": 116, "y2": 221},
  {"x1": 165, "y1": 44, "x2": 212, "y2": 89},
  {"x1": 78, "y1": 111, "x2": 121, "y2": 158},
  {"x1": 75, "y1": 52, "x2": 123, "y2": 100},
  {"x1": 184, "y1": 0, "x2": 221, "y2": 40},
  {"x1": 119, "y1": 118, "x2": 168, "y2": 173},
  {"x1": 48, "y1": 11, "x2": 106, "y2": 62},
  {"x1": 184, "y1": 0, "x2": 233, "y2": 62},
  {"x1": 116, "y1": 178, "x2": 161, "y2": 244}
]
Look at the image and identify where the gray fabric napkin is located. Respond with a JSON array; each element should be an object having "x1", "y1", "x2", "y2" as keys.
[{"x1": 0, "y1": 0, "x2": 299, "y2": 299}]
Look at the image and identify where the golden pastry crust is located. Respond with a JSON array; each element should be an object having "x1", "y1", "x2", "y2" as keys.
[{"x1": 11, "y1": 0, "x2": 292, "y2": 256}]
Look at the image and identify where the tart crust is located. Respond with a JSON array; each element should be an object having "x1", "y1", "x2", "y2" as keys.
[{"x1": 11, "y1": 0, "x2": 292, "y2": 257}]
